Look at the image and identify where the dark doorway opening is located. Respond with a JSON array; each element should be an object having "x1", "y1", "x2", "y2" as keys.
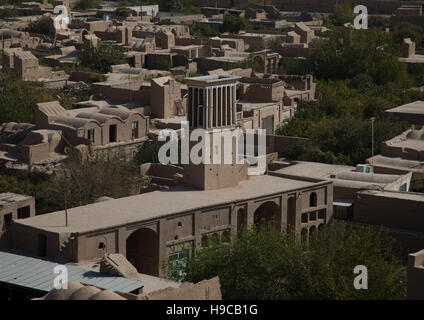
[
  {"x1": 126, "y1": 228, "x2": 159, "y2": 276},
  {"x1": 38, "y1": 234, "x2": 47, "y2": 257},
  {"x1": 17, "y1": 206, "x2": 30, "y2": 219},
  {"x1": 109, "y1": 124, "x2": 117, "y2": 143}
]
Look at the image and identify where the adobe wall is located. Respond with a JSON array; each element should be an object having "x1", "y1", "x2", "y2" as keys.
[
  {"x1": 0, "y1": 196, "x2": 35, "y2": 242},
  {"x1": 83, "y1": 21, "x2": 111, "y2": 32},
  {"x1": 92, "y1": 85, "x2": 151, "y2": 106},
  {"x1": 196, "y1": 57, "x2": 241, "y2": 73},
  {"x1": 20, "y1": 143, "x2": 50, "y2": 164},
  {"x1": 392, "y1": 15, "x2": 424, "y2": 27},
  {"x1": 151, "y1": 79, "x2": 182, "y2": 119},
  {"x1": 280, "y1": 45, "x2": 311, "y2": 58},
  {"x1": 407, "y1": 249, "x2": 424, "y2": 299},
  {"x1": 221, "y1": 34, "x2": 266, "y2": 51},
  {"x1": 250, "y1": 104, "x2": 281, "y2": 134},
  {"x1": 145, "y1": 276, "x2": 221, "y2": 300},
  {"x1": 381, "y1": 141, "x2": 424, "y2": 161},
  {"x1": 175, "y1": 37, "x2": 204, "y2": 46},
  {"x1": 6, "y1": 222, "x2": 65, "y2": 259},
  {"x1": 354, "y1": 191, "x2": 424, "y2": 233},
  {"x1": 240, "y1": 82, "x2": 284, "y2": 102},
  {"x1": 265, "y1": 134, "x2": 309, "y2": 154},
  {"x1": 385, "y1": 112, "x2": 424, "y2": 125}
]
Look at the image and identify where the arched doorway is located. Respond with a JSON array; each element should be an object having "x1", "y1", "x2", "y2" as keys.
[
  {"x1": 287, "y1": 196, "x2": 296, "y2": 232},
  {"x1": 254, "y1": 201, "x2": 280, "y2": 228},
  {"x1": 222, "y1": 230, "x2": 231, "y2": 243},
  {"x1": 309, "y1": 226, "x2": 317, "y2": 243},
  {"x1": 237, "y1": 208, "x2": 247, "y2": 234},
  {"x1": 126, "y1": 228, "x2": 159, "y2": 276},
  {"x1": 201, "y1": 235, "x2": 209, "y2": 247},
  {"x1": 309, "y1": 192, "x2": 317, "y2": 207}
]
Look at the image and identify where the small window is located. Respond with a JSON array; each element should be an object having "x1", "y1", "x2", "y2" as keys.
[
  {"x1": 399, "y1": 183, "x2": 407, "y2": 192},
  {"x1": 17, "y1": 206, "x2": 30, "y2": 219},
  {"x1": 98, "y1": 242, "x2": 106, "y2": 249},
  {"x1": 309, "y1": 192, "x2": 317, "y2": 207},
  {"x1": 87, "y1": 129, "x2": 95, "y2": 143},
  {"x1": 131, "y1": 121, "x2": 138, "y2": 139}
]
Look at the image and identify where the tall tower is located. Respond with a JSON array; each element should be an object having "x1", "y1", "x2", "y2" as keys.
[
  {"x1": 183, "y1": 74, "x2": 248, "y2": 190},
  {"x1": 186, "y1": 75, "x2": 239, "y2": 130}
]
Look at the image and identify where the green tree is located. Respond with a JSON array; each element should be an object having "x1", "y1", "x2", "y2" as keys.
[
  {"x1": 220, "y1": 15, "x2": 251, "y2": 34},
  {"x1": 308, "y1": 29, "x2": 407, "y2": 85},
  {"x1": 170, "y1": 221, "x2": 406, "y2": 300},
  {"x1": 75, "y1": 0, "x2": 100, "y2": 10},
  {"x1": 329, "y1": 2, "x2": 354, "y2": 26},
  {"x1": 95, "y1": 11, "x2": 105, "y2": 19},
  {"x1": 114, "y1": 7, "x2": 132, "y2": 18},
  {"x1": 155, "y1": 57, "x2": 171, "y2": 71},
  {"x1": 134, "y1": 137, "x2": 183, "y2": 165},
  {"x1": 0, "y1": 74, "x2": 56, "y2": 124},
  {"x1": 189, "y1": 24, "x2": 220, "y2": 38},
  {"x1": 77, "y1": 42, "x2": 126, "y2": 73},
  {"x1": 26, "y1": 15, "x2": 51, "y2": 35},
  {"x1": 392, "y1": 23, "x2": 424, "y2": 51},
  {"x1": 39, "y1": 149, "x2": 148, "y2": 211}
]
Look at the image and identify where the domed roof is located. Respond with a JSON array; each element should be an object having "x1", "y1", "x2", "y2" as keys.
[
  {"x1": 89, "y1": 290, "x2": 126, "y2": 300},
  {"x1": 98, "y1": 106, "x2": 132, "y2": 120},
  {"x1": 44, "y1": 282, "x2": 84, "y2": 300},
  {"x1": 68, "y1": 286, "x2": 101, "y2": 300}
]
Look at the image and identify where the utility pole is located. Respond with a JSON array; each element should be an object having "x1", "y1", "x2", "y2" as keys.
[
  {"x1": 63, "y1": 169, "x2": 69, "y2": 227},
  {"x1": 371, "y1": 117, "x2": 375, "y2": 157}
]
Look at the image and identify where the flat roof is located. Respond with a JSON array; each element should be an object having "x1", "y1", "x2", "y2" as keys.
[
  {"x1": 386, "y1": 101, "x2": 424, "y2": 114},
  {"x1": 272, "y1": 160, "x2": 405, "y2": 188},
  {"x1": 390, "y1": 139, "x2": 424, "y2": 151},
  {"x1": 272, "y1": 161, "x2": 354, "y2": 179},
  {"x1": 357, "y1": 189, "x2": 424, "y2": 202},
  {"x1": 0, "y1": 193, "x2": 32, "y2": 208},
  {"x1": 0, "y1": 251, "x2": 144, "y2": 293},
  {"x1": 16, "y1": 175, "x2": 322, "y2": 234},
  {"x1": 369, "y1": 155, "x2": 424, "y2": 171}
]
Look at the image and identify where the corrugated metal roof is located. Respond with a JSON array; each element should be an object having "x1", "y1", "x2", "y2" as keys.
[{"x1": 0, "y1": 251, "x2": 144, "y2": 293}]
